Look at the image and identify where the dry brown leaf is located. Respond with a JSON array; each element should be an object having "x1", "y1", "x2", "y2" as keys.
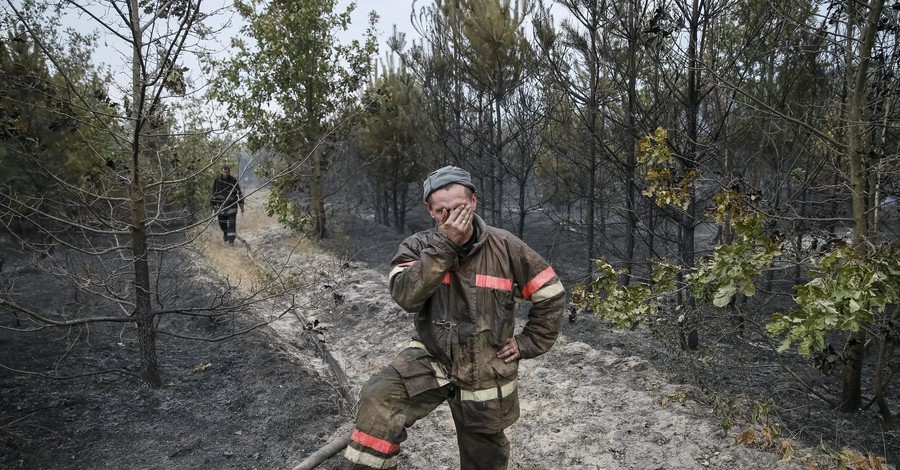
[
  {"x1": 869, "y1": 452, "x2": 882, "y2": 470},
  {"x1": 779, "y1": 441, "x2": 794, "y2": 462},
  {"x1": 734, "y1": 428, "x2": 756, "y2": 447},
  {"x1": 803, "y1": 455, "x2": 820, "y2": 469},
  {"x1": 838, "y1": 449, "x2": 867, "y2": 468},
  {"x1": 760, "y1": 426, "x2": 775, "y2": 447}
]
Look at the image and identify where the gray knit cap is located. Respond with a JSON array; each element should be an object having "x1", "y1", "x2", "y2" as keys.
[{"x1": 422, "y1": 166, "x2": 477, "y2": 202}]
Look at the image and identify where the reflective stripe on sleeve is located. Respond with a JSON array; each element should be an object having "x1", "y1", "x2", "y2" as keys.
[
  {"x1": 530, "y1": 279, "x2": 565, "y2": 303},
  {"x1": 522, "y1": 267, "x2": 557, "y2": 299},
  {"x1": 388, "y1": 265, "x2": 408, "y2": 281},
  {"x1": 344, "y1": 446, "x2": 399, "y2": 469},
  {"x1": 389, "y1": 264, "x2": 451, "y2": 286}
]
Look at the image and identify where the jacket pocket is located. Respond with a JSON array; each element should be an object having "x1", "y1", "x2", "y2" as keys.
[
  {"x1": 390, "y1": 347, "x2": 441, "y2": 397},
  {"x1": 492, "y1": 366, "x2": 520, "y2": 427},
  {"x1": 488, "y1": 290, "x2": 517, "y2": 347}
]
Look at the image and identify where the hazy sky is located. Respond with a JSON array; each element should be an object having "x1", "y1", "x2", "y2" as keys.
[
  {"x1": 347, "y1": 0, "x2": 419, "y2": 52},
  {"x1": 54, "y1": 1, "x2": 421, "y2": 90}
]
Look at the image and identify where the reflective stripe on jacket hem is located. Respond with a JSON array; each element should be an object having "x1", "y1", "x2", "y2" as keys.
[
  {"x1": 408, "y1": 340, "x2": 517, "y2": 401},
  {"x1": 459, "y1": 379, "x2": 517, "y2": 402}
]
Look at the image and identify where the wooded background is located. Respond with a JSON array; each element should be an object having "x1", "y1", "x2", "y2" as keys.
[{"x1": 1, "y1": 0, "x2": 898, "y2": 452}]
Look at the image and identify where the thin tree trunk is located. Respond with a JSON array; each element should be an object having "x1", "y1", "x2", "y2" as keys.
[
  {"x1": 517, "y1": 159, "x2": 526, "y2": 239},
  {"x1": 621, "y1": 0, "x2": 639, "y2": 286},
  {"x1": 494, "y1": 96, "x2": 505, "y2": 229},
  {"x1": 679, "y1": 0, "x2": 702, "y2": 351},
  {"x1": 130, "y1": 0, "x2": 161, "y2": 387},
  {"x1": 873, "y1": 335, "x2": 895, "y2": 425},
  {"x1": 586, "y1": 10, "x2": 599, "y2": 273},
  {"x1": 398, "y1": 184, "x2": 408, "y2": 233},
  {"x1": 311, "y1": 149, "x2": 327, "y2": 239},
  {"x1": 842, "y1": 0, "x2": 884, "y2": 413}
]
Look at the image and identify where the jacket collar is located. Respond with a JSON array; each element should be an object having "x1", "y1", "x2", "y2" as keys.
[{"x1": 467, "y1": 214, "x2": 488, "y2": 255}]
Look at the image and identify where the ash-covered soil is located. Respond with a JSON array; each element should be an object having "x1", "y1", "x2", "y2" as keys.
[
  {"x1": 0, "y1": 235, "x2": 347, "y2": 469},
  {"x1": 1, "y1": 190, "x2": 896, "y2": 469}
]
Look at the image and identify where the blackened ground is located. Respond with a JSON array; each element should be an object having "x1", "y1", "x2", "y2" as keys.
[{"x1": 0, "y1": 247, "x2": 347, "y2": 470}]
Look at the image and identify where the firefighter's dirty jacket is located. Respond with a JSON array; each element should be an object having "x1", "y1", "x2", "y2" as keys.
[
  {"x1": 211, "y1": 175, "x2": 244, "y2": 215},
  {"x1": 388, "y1": 214, "x2": 566, "y2": 432}
]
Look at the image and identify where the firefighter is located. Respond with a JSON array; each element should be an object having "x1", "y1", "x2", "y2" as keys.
[
  {"x1": 342, "y1": 166, "x2": 566, "y2": 469},
  {"x1": 211, "y1": 165, "x2": 244, "y2": 245}
]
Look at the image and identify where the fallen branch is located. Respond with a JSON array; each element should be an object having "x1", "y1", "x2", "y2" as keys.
[{"x1": 291, "y1": 425, "x2": 353, "y2": 470}]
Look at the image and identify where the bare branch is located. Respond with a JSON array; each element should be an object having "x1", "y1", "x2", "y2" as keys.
[
  {"x1": 0, "y1": 298, "x2": 131, "y2": 326},
  {"x1": 0, "y1": 361, "x2": 140, "y2": 381},
  {"x1": 156, "y1": 304, "x2": 295, "y2": 342}
]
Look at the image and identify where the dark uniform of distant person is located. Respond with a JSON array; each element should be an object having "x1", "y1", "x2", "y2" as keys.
[
  {"x1": 341, "y1": 166, "x2": 566, "y2": 470},
  {"x1": 211, "y1": 165, "x2": 244, "y2": 245}
]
